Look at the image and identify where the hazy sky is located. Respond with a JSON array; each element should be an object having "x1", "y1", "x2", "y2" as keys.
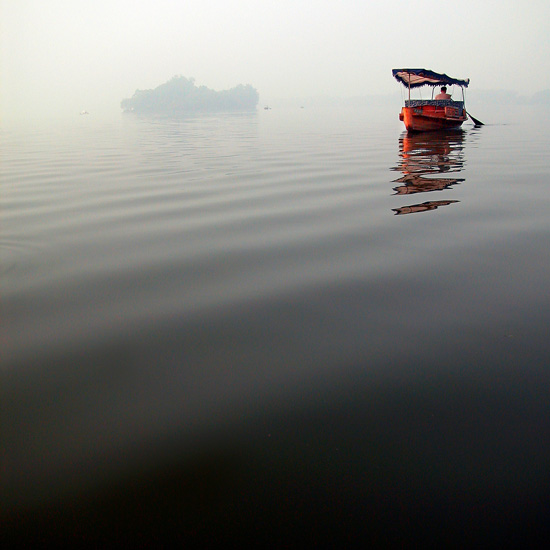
[{"x1": 2, "y1": 0, "x2": 549, "y2": 119}]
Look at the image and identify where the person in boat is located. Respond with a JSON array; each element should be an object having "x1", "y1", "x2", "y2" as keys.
[{"x1": 435, "y1": 86, "x2": 451, "y2": 100}]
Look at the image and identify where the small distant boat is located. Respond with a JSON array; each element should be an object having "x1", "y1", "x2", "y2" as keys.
[
  {"x1": 80, "y1": 110, "x2": 89, "y2": 115},
  {"x1": 392, "y1": 69, "x2": 470, "y2": 132}
]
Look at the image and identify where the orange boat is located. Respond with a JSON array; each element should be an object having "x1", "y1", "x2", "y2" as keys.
[{"x1": 393, "y1": 69, "x2": 472, "y2": 133}]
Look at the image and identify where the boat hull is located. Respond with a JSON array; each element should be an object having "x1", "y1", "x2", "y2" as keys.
[{"x1": 399, "y1": 105, "x2": 466, "y2": 133}]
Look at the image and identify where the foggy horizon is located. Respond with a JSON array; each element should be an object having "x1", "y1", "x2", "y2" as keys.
[{"x1": 2, "y1": 0, "x2": 550, "y2": 121}]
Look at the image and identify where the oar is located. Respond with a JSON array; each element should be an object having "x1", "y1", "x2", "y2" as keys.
[{"x1": 466, "y1": 111, "x2": 484, "y2": 126}]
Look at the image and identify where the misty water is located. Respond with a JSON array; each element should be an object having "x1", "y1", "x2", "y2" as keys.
[{"x1": 3, "y1": 104, "x2": 550, "y2": 544}]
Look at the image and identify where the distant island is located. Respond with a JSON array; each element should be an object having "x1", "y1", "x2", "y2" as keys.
[{"x1": 121, "y1": 76, "x2": 259, "y2": 113}]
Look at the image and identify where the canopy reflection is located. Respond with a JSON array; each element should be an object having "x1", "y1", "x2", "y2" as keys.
[{"x1": 391, "y1": 130, "x2": 466, "y2": 214}]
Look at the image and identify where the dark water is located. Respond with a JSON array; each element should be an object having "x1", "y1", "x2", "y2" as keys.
[{"x1": 3, "y1": 105, "x2": 550, "y2": 544}]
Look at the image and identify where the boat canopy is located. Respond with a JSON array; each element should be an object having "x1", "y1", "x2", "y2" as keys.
[{"x1": 392, "y1": 69, "x2": 469, "y2": 88}]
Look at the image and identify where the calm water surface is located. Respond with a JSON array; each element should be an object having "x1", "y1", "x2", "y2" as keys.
[{"x1": 3, "y1": 104, "x2": 550, "y2": 544}]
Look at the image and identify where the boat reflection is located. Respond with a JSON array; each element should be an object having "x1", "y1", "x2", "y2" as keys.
[
  {"x1": 393, "y1": 200, "x2": 459, "y2": 215},
  {"x1": 391, "y1": 130, "x2": 465, "y2": 215}
]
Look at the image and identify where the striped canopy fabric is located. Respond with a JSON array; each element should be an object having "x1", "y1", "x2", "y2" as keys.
[{"x1": 392, "y1": 69, "x2": 470, "y2": 88}]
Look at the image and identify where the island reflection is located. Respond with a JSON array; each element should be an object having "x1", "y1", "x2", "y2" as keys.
[{"x1": 391, "y1": 130, "x2": 466, "y2": 215}]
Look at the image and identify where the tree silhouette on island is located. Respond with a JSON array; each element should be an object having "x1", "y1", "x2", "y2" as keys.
[{"x1": 121, "y1": 76, "x2": 259, "y2": 113}]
